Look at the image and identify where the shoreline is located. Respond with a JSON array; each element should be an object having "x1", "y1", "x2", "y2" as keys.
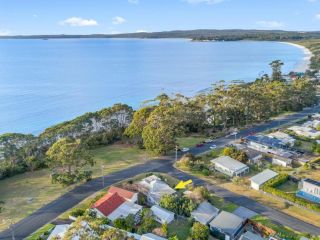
[{"x1": 280, "y1": 41, "x2": 313, "y2": 72}]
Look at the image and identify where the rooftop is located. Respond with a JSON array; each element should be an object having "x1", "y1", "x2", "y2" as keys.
[
  {"x1": 246, "y1": 135, "x2": 285, "y2": 148},
  {"x1": 211, "y1": 156, "x2": 248, "y2": 172},
  {"x1": 191, "y1": 201, "x2": 220, "y2": 225},
  {"x1": 209, "y1": 211, "x2": 244, "y2": 235},
  {"x1": 92, "y1": 192, "x2": 125, "y2": 217},
  {"x1": 108, "y1": 186, "x2": 136, "y2": 200},
  {"x1": 250, "y1": 169, "x2": 278, "y2": 186},
  {"x1": 239, "y1": 231, "x2": 264, "y2": 240},
  {"x1": 141, "y1": 233, "x2": 167, "y2": 240},
  {"x1": 303, "y1": 178, "x2": 320, "y2": 187},
  {"x1": 107, "y1": 201, "x2": 142, "y2": 221},
  {"x1": 151, "y1": 205, "x2": 174, "y2": 222}
]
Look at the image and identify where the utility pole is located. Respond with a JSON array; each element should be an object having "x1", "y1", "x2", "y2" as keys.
[
  {"x1": 175, "y1": 145, "x2": 178, "y2": 162},
  {"x1": 101, "y1": 165, "x2": 105, "y2": 188},
  {"x1": 9, "y1": 220, "x2": 15, "y2": 240}
]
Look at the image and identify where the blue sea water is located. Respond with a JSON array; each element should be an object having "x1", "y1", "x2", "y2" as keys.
[{"x1": 0, "y1": 39, "x2": 305, "y2": 135}]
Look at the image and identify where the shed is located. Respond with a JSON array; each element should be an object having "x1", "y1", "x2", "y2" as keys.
[
  {"x1": 191, "y1": 201, "x2": 220, "y2": 225},
  {"x1": 211, "y1": 156, "x2": 249, "y2": 177},
  {"x1": 150, "y1": 205, "x2": 175, "y2": 224},
  {"x1": 250, "y1": 169, "x2": 278, "y2": 190}
]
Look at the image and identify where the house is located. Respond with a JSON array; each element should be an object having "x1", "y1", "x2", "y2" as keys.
[
  {"x1": 209, "y1": 211, "x2": 245, "y2": 240},
  {"x1": 150, "y1": 205, "x2": 174, "y2": 224},
  {"x1": 272, "y1": 155, "x2": 292, "y2": 167},
  {"x1": 245, "y1": 149, "x2": 263, "y2": 164},
  {"x1": 288, "y1": 126, "x2": 320, "y2": 139},
  {"x1": 211, "y1": 156, "x2": 249, "y2": 177},
  {"x1": 267, "y1": 131, "x2": 295, "y2": 147},
  {"x1": 47, "y1": 224, "x2": 70, "y2": 240},
  {"x1": 239, "y1": 231, "x2": 264, "y2": 240},
  {"x1": 191, "y1": 201, "x2": 220, "y2": 225},
  {"x1": 296, "y1": 178, "x2": 320, "y2": 204},
  {"x1": 141, "y1": 233, "x2": 167, "y2": 240},
  {"x1": 139, "y1": 175, "x2": 176, "y2": 205},
  {"x1": 108, "y1": 186, "x2": 138, "y2": 203},
  {"x1": 92, "y1": 189, "x2": 142, "y2": 222},
  {"x1": 92, "y1": 192, "x2": 125, "y2": 218},
  {"x1": 302, "y1": 120, "x2": 320, "y2": 129},
  {"x1": 246, "y1": 135, "x2": 293, "y2": 158},
  {"x1": 250, "y1": 169, "x2": 278, "y2": 190}
]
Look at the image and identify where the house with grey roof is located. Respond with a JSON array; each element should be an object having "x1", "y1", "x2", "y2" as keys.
[
  {"x1": 141, "y1": 233, "x2": 167, "y2": 240},
  {"x1": 209, "y1": 211, "x2": 245, "y2": 240},
  {"x1": 211, "y1": 156, "x2": 249, "y2": 177},
  {"x1": 191, "y1": 201, "x2": 220, "y2": 225},
  {"x1": 150, "y1": 205, "x2": 175, "y2": 224},
  {"x1": 250, "y1": 169, "x2": 278, "y2": 190},
  {"x1": 239, "y1": 231, "x2": 264, "y2": 240}
]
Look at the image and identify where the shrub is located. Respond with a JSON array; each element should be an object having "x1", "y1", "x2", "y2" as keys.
[{"x1": 70, "y1": 208, "x2": 85, "y2": 217}]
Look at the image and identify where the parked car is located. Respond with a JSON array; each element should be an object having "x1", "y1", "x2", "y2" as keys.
[
  {"x1": 181, "y1": 147, "x2": 190, "y2": 152},
  {"x1": 204, "y1": 139, "x2": 214, "y2": 143},
  {"x1": 210, "y1": 144, "x2": 217, "y2": 149},
  {"x1": 196, "y1": 143, "x2": 204, "y2": 147}
]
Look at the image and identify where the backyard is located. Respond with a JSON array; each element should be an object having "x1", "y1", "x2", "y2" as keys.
[{"x1": 0, "y1": 144, "x2": 151, "y2": 231}]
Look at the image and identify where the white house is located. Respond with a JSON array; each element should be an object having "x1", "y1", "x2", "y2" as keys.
[
  {"x1": 246, "y1": 135, "x2": 293, "y2": 158},
  {"x1": 267, "y1": 131, "x2": 295, "y2": 147},
  {"x1": 47, "y1": 224, "x2": 70, "y2": 240},
  {"x1": 141, "y1": 233, "x2": 167, "y2": 240},
  {"x1": 288, "y1": 126, "x2": 320, "y2": 139},
  {"x1": 296, "y1": 178, "x2": 320, "y2": 204},
  {"x1": 250, "y1": 169, "x2": 278, "y2": 190},
  {"x1": 191, "y1": 201, "x2": 220, "y2": 225},
  {"x1": 209, "y1": 211, "x2": 244, "y2": 240},
  {"x1": 272, "y1": 155, "x2": 292, "y2": 167},
  {"x1": 139, "y1": 175, "x2": 176, "y2": 205},
  {"x1": 150, "y1": 205, "x2": 175, "y2": 224},
  {"x1": 211, "y1": 156, "x2": 249, "y2": 177}
]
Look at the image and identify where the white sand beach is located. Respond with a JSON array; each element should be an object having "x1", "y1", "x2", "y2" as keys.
[{"x1": 280, "y1": 42, "x2": 313, "y2": 72}]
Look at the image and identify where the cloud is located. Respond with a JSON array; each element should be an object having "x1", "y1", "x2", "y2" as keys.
[
  {"x1": 33, "y1": 14, "x2": 38, "y2": 18},
  {"x1": 60, "y1": 17, "x2": 98, "y2": 27},
  {"x1": 316, "y1": 13, "x2": 320, "y2": 19},
  {"x1": 128, "y1": 0, "x2": 139, "y2": 4},
  {"x1": 183, "y1": 0, "x2": 225, "y2": 5},
  {"x1": 0, "y1": 29, "x2": 11, "y2": 36},
  {"x1": 136, "y1": 29, "x2": 148, "y2": 33},
  {"x1": 256, "y1": 20, "x2": 284, "y2": 29},
  {"x1": 112, "y1": 16, "x2": 126, "y2": 25}
]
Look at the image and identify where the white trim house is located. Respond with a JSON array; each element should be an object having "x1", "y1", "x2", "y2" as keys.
[{"x1": 211, "y1": 156, "x2": 249, "y2": 177}]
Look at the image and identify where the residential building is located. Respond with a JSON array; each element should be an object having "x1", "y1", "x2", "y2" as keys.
[
  {"x1": 250, "y1": 169, "x2": 278, "y2": 190},
  {"x1": 302, "y1": 120, "x2": 320, "y2": 129},
  {"x1": 245, "y1": 149, "x2": 263, "y2": 164},
  {"x1": 288, "y1": 126, "x2": 320, "y2": 139},
  {"x1": 272, "y1": 155, "x2": 292, "y2": 167},
  {"x1": 246, "y1": 135, "x2": 293, "y2": 158},
  {"x1": 209, "y1": 211, "x2": 244, "y2": 240},
  {"x1": 47, "y1": 224, "x2": 70, "y2": 240},
  {"x1": 211, "y1": 156, "x2": 249, "y2": 177},
  {"x1": 92, "y1": 188, "x2": 142, "y2": 222},
  {"x1": 239, "y1": 231, "x2": 264, "y2": 240},
  {"x1": 150, "y1": 205, "x2": 175, "y2": 224},
  {"x1": 108, "y1": 186, "x2": 138, "y2": 203},
  {"x1": 141, "y1": 233, "x2": 167, "y2": 240},
  {"x1": 191, "y1": 201, "x2": 220, "y2": 225},
  {"x1": 267, "y1": 131, "x2": 295, "y2": 147},
  {"x1": 139, "y1": 175, "x2": 176, "y2": 205},
  {"x1": 296, "y1": 178, "x2": 320, "y2": 204}
]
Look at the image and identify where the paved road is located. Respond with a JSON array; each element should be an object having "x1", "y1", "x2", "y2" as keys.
[{"x1": 1, "y1": 106, "x2": 320, "y2": 239}]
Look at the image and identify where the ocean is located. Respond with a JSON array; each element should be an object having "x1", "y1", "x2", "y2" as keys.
[{"x1": 0, "y1": 39, "x2": 306, "y2": 135}]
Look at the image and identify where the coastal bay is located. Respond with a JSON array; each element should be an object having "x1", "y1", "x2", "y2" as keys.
[{"x1": 0, "y1": 39, "x2": 308, "y2": 134}]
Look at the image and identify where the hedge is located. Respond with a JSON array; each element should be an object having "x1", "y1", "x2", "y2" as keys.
[{"x1": 262, "y1": 174, "x2": 320, "y2": 212}]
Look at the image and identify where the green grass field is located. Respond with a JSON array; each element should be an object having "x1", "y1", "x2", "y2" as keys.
[
  {"x1": 0, "y1": 144, "x2": 150, "y2": 231},
  {"x1": 276, "y1": 181, "x2": 298, "y2": 193},
  {"x1": 177, "y1": 136, "x2": 205, "y2": 148}
]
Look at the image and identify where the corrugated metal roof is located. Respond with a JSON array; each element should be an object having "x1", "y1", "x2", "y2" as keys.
[
  {"x1": 211, "y1": 156, "x2": 248, "y2": 172},
  {"x1": 250, "y1": 169, "x2": 278, "y2": 186}
]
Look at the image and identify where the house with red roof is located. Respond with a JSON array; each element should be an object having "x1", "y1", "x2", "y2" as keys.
[
  {"x1": 91, "y1": 187, "x2": 142, "y2": 222},
  {"x1": 108, "y1": 186, "x2": 138, "y2": 203}
]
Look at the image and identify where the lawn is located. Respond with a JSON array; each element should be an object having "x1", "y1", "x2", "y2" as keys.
[
  {"x1": 168, "y1": 219, "x2": 192, "y2": 239},
  {"x1": 177, "y1": 136, "x2": 205, "y2": 148},
  {"x1": 0, "y1": 144, "x2": 150, "y2": 231},
  {"x1": 276, "y1": 181, "x2": 298, "y2": 193}
]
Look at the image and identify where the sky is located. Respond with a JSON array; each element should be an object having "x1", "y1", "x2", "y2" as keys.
[{"x1": 1, "y1": 0, "x2": 320, "y2": 35}]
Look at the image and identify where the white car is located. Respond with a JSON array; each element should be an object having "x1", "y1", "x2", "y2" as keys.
[
  {"x1": 210, "y1": 144, "x2": 217, "y2": 149},
  {"x1": 181, "y1": 147, "x2": 190, "y2": 152},
  {"x1": 204, "y1": 139, "x2": 214, "y2": 143}
]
